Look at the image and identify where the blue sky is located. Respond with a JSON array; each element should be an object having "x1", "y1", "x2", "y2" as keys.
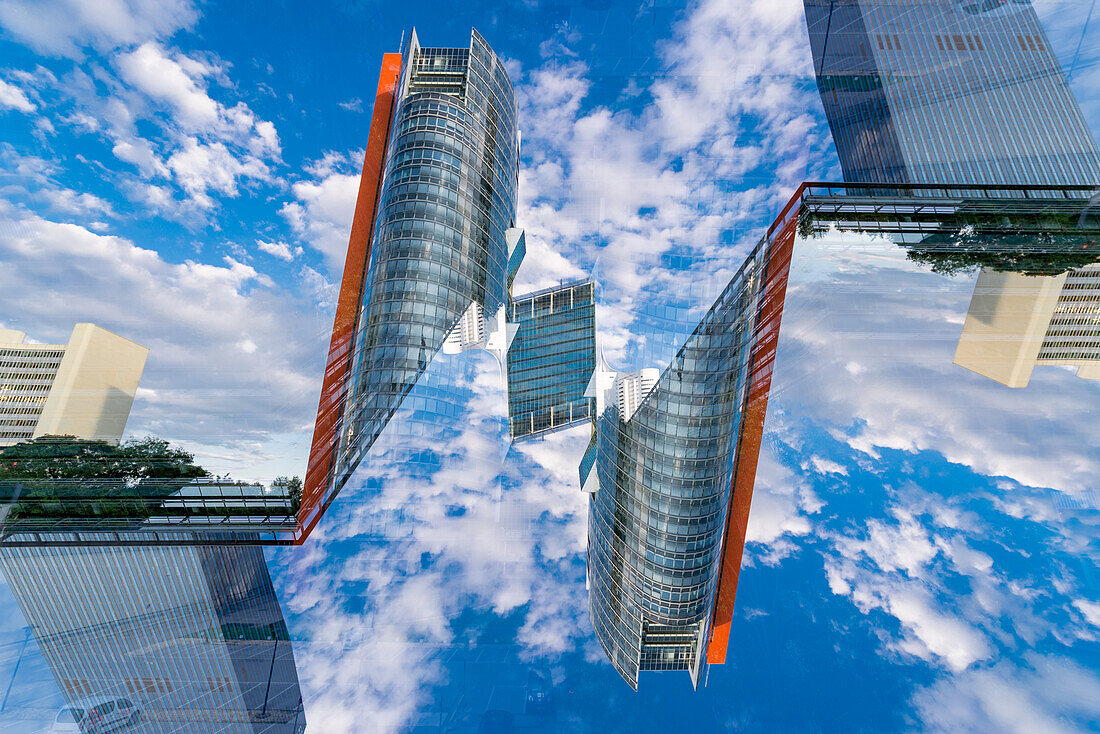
[
  {"x1": 0, "y1": 0, "x2": 1095, "y2": 476},
  {"x1": 0, "y1": 0, "x2": 1099, "y2": 732}
]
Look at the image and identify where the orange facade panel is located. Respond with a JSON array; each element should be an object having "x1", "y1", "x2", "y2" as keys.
[
  {"x1": 298, "y1": 53, "x2": 403, "y2": 542},
  {"x1": 706, "y1": 189, "x2": 802, "y2": 664}
]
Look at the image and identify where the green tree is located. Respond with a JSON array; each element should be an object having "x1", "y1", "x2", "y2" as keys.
[
  {"x1": 0, "y1": 435, "x2": 208, "y2": 522},
  {"x1": 0, "y1": 435, "x2": 209, "y2": 480},
  {"x1": 272, "y1": 475, "x2": 303, "y2": 515}
]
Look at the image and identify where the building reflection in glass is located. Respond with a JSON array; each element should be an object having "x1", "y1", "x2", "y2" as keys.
[
  {"x1": 580, "y1": 179, "x2": 1100, "y2": 689},
  {"x1": 0, "y1": 541, "x2": 305, "y2": 733},
  {"x1": 955, "y1": 265, "x2": 1100, "y2": 387}
]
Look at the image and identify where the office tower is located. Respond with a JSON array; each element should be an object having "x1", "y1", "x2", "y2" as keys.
[
  {"x1": 0, "y1": 542, "x2": 306, "y2": 732},
  {"x1": 581, "y1": 212, "x2": 794, "y2": 688},
  {"x1": 303, "y1": 29, "x2": 519, "y2": 534},
  {"x1": 804, "y1": 0, "x2": 1100, "y2": 185},
  {"x1": 0, "y1": 324, "x2": 147, "y2": 447},
  {"x1": 955, "y1": 264, "x2": 1100, "y2": 386},
  {"x1": 506, "y1": 280, "x2": 596, "y2": 441}
]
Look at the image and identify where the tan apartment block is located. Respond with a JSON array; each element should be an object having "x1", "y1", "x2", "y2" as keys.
[{"x1": 0, "y1": 324, "x2": 148, "y2": 446}]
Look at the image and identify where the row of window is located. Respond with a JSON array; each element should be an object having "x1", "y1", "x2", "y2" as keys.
[
  {"x1": 1044, "y1": 329, "x2": 1100, "y2": 339},
  {"x1": 592, "y1": 512, "x2": 718, "y2": 556},
  {"x1": 380, "y1": 186, "x2": 510, "y2": 235},
  {"x1": 375, "y1": 258, "x2": 483, "y2": 287},
  {"x1": 1039, "y1": 340, "x2": 1100, "y2": 350},
  {"x1": 1016, "y1": 34, "x2": 1047, "y2": 52},
  {"x1": 0, "y1": 405, "x2": 42, "y2": 415},
  {"x1": 0, "y1": 376, "x2": 55, "y2": 385},
  {"x1": 1057, "y1": 295, "x2": 1100, "y2": 303},
  {"x1": 0, "y1": 418, "x2": 36, "y2": 427},
  {"x1": 396, "y1": 128, "x2": 469, "y2": 153},
  {"x1": 388, "y1": 165, "x2": 460, "y2": 189},
  {"x1": 876, "y1": 31, "x2": 1047, "y2": 55},
  {"x1": 508, "y1": 343, "x2": 595, "y2": 375},
  {"x1": 0, "y1": 394, "x2": 48, "y2": 404},
  {"x1": 592, "y1": 492, "x2": 725, "y2": 543},
  {"x1": 932, "y1": 33, "x2": 983, "y2": 52},
  {"x1": 396, "y1": 106, "x2": 468, "y2": 135},
  {"x1": 63, "y1": 674, "x2": 238, "y2": 697},
  {"x1": 1038, "y1": 350, "x2": 1100, "y2": 360},
  {"x1": 396, "y1": 92, "x2": 516, "y2": 162},
  {"x1": 590, "y1": 539, "x2": 717, "y2": 609},
  {"x1": 0, "y1": 349, "x2": 64, "y2": 359},
  {"x1": 1047, "y1": 317, "x2": 1100, "y2": 327},
  {"x1": 595, "y1": 496, "x2": 725, "y2": 535},
  {"x1": 0, "y1": 363, "x2": 61, "y2": 374}
]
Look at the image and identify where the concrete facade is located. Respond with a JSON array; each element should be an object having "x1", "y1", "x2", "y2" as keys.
[
  {"x1": 0, "y1": 324, "x2": 147, "y2": 446},
  {"x1": 955, "y1": 265, "x2": 1100, "y2": 387}
]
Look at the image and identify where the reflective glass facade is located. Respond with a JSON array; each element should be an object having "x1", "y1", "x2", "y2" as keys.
[
  {"x1": 804, "y1": 0, "x2": 1100, "y2": 185},
  {"x1": 506, "y1": 280, "x2": 596, "y2": 441},
  {"x1": 335, "y1": 29, "x2": 519, "y2": 495},
  {"x1": 586, "y1": 181, "x2": 1100, "y2": 689},
  {"x1": 586, "y1": 238, "x2": 776, "y2": 688},
  {"x1": 0, "y1": 540, "x2": 305, "y2": 732}
]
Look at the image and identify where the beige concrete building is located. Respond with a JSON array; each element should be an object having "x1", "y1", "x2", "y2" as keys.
[
  {"x1": 954, "y1": 264, "x2": 1100, "y2": 387},
  {"x1": 0, "y1": 324, "x2": 148, "y2": 446}
]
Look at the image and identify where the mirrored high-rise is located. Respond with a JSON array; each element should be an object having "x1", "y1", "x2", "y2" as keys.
[
  {"x1": 584, "y1": 0, "x2": 1100, "y2": 690},
  {"x1": 582, "y1": 236, "x2": 786, "y2": 688},
  {"x1": 0, "y1": 541, "x2": 305, "y2": 733},
  {"x1": 506, "y1": 279, "x2": 597, "y2": 441},
  {"x1": 804, "y1": 0, "x2": 1100, "y2": 185},
  {"x1": 303, "y1": 29, "x2": 520, "y2": 534}
]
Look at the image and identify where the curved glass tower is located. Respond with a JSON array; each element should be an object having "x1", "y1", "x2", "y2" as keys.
[
  {"x1": 329, "y1": 29, "x2": 519, "y2": 495},
  {"x1": 584, "y1": 240, "x2": 784, "y2": 688}
]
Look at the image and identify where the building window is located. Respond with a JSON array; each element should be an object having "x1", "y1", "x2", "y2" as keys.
[
  {"x1": 934, "y1": 34, "x2": 982, "y2": 52},
  {"x1": 1018, "y1": 35, "x2": 1043, "y2": 52}
]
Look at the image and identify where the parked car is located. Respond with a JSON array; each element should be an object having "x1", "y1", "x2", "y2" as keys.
[{"x1": 49, "y1": 697, "x2": 140, "y2": 734}]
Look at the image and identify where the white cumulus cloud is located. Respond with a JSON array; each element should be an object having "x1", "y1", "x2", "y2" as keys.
[{"x1": 0, "y1": 77, "x2": 35, "y2": 112}]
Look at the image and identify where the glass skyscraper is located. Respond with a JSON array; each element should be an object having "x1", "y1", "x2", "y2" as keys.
[
  {"x1": 303, "y1": 29, "x2": 520, "y2": 531},
  {"x1": 304, "y1": 29, "x2": 598, "y2": 535},
  {"x1": 506, "y1": 280, "x2": 596, "y2": 441},
  {"x1": 585, "y1": 0, "x2": 1100, "y2": 689},
  {"x1": 804, "y1": 0, "x2": 1100, "y2": 185},
  {"x1": 582, "y1": 221, "x2": 791, "y2": 689},
  {"x1": 336, "y1": 28, "x2": 518, "y2": 492}
]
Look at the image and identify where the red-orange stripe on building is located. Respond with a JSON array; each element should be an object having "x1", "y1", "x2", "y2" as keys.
[
  {"x1": 706, "y1": 189, "x2": 802, "y2": 663},
  {"x1": 298, "y1": 53, "x2": 402, "y2": 542}
]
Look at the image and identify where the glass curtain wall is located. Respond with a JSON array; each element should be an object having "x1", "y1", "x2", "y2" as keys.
[
  {"x1": 804, "y1": 0, "x2": 1100, "y2": 185},
  {"x1": 335, "y1": 29, "x2": 519, "y2": 493}
]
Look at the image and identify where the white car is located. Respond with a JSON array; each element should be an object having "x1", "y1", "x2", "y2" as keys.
[{"x1": 49, "y1": 696, "x2": 140, "y2": 733}]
